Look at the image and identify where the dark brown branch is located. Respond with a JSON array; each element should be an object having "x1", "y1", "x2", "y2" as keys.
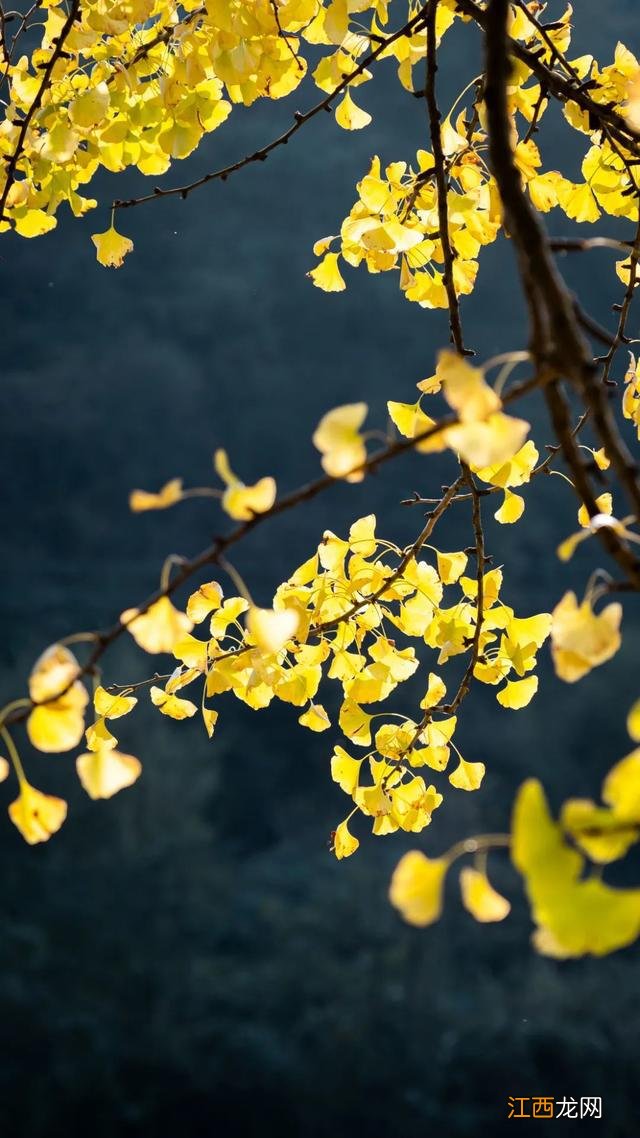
[
  {"x1": 483, "y1": 0, "x2": 640, "y2": 586},
  {"x1": 550, "y1": 237, "x2": 634, "y2": 255},
  {"x1": 601, "y1": 214, "x2": 640, "y2": 386},
  {"x1": 425, "y1": 0, "x2": 465, "y2": 354},
  {"x1": 0, "y1": 0, "x2": 80, "y2": 228},
  {"x1": 484, "y1": 0, "x2": 591, "y2": 382},
  {"x1": 268, "y1": 0, "x2": 304, "y2": 70},
  {"x1": 545, "y1": 380, "x2": 640, "y2": 586},
  {"x1": 118, "y1": 5, "x2": 205, "y2": 77},
  {"x1": 456, "y1": 0, "x2": 640, "y2": 155},
  {"x1": 447, "y1": 466, "x2": 485, "y2": 713}
]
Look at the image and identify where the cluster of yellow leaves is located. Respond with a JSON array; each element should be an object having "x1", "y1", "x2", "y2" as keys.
[
  {"x1": 0, "y1": 0, "x2": 463, "y2": 261},
  {"x1": 389, "y1": 697, "x2": 640, "y2": 955},
  {"x1": 389, "y1": 349, "x2": 533, "y2": 479},
  {"x1": 26, "y1": 349, "x2": 540, "y2": 855},
  {"x1": 7, "y1": 651, "x2": 141, "y2": 844},
  {"x1": 513, "y1": 755, "x2": 640, "y2": 958},
  {"x1": 389, "y1": 848, "x2": 510, "y2": 927},
  {"x1": 2, "y1": 0, "x2": 419, "y2": 255},
  {"x1": 117, "y1": 465, "x2": 551, "y2": 857},
  {"x1": 3, "y1": 0, "x2": 639, "y2": 300},
  {"x1": 309, "y1": 11, "x2": 640, "y2": 305},
  {"x1": 550, "y1": 589, "x2": 622, "y2": 683},
  {"x1": 309, "y1": 147, "x2": 500, "y2": 309}
]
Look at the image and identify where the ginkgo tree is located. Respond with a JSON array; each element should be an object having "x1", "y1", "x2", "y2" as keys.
[{"x1": 3, "y1": 0, "x2": 640, "y2": 960}]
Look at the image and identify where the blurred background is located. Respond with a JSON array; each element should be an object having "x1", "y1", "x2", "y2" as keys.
[{"x1": 1, "y1": 3, "x2": 640, "y2": 1134}]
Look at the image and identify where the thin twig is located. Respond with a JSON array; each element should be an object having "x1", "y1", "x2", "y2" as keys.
[
  {"x1": 600, "y1": 213, "x2": 640, "y2": 386},
  {"x1": 113, "y1": 3, "x2": 430, "y2": 212},
  {"x1": 311, "y1": 475, "x2": 465, "y2": 635},
  {"x1": 268, "y1": 0, "x2": 304, "y2": 70},
  {"x1": 0, "y1": 0, "x2": 80, "y2": 228},
  {"x1": 424, "y1": 0, "x2": 465, "y2": 354},
  {"x1": 2, "y1": 371, "x2": 541, "y2": 731},
  {"x1": 447, "y1": 466, "x2": 485, "y2": 713}
]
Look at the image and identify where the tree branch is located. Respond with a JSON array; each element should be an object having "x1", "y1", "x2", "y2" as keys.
[
  {"x1": 2, "y1": 370, "x2": 541, "y2": 731},
  {"x1": 113, "y1": 3, "x2": 430, "y2": 212},
  {"x1": 424, "y1": 0, "x2": 465, "y2": 354},
  {"x1": 0, "y1": 0, "x2": 80, "y2": 228}
]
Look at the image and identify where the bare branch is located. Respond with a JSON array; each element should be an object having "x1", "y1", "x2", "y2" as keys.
[{"x1": 424, "y1": 0, "x2": 466, "y2": 354}]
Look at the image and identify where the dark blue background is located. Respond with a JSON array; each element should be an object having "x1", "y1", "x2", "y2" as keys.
[{"x1": 1, "y1": 4, "x2": 639, "y2": 1135}]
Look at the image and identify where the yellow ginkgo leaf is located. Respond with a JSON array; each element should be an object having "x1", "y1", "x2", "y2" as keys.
[
  {"x1": 298, "y1": 704, "x2": 331, "y2": 732},
  {"x1": 0, "y1": 757, "x2": 8, "y2": 782},
  {"x1": 28, "y1": 643, "x2": 80, "y2": 703},
  {"x1": 557, "y1": 179, "x2": 600, "y2": 223},
  {"x1": 129, "y1": 478, "x2": 183, "y2": 512},
  {"x1": 312, "y1": 235, "x2": 338, "y2": 257},
  {"x1": 70, "y1": 82, "x2": 109, "y2": 128},
  {"x1": 459, "y1": 866, "x2": 511, "y2": 922},
  {"x1": 436, "y1": 550, "x2": 468, "y2": 585},
  {"x1": 348, "y1": 514, "x2": 377, "y2": 556},
  {"x1": 166, "y1": 666, "x2": 201, "y2": 694},
  {"x1": 335, "y1": 90, "x2": 372, "y2": 130},
  {"x1": 173, "y1": 634, "x2": 209, "y2": 672},
  {"x1": 27, "y1": 677, "x2": 89, "y2": 754},
  {"x1": 26, "y1": 642, "x2": 87, "y2": 750},
  {"x1": 389, "y1": 850, "x2": 449, "y2": 926},
  {"x1": 512, "y1": 777, "x2": 582, "y2": 917},
  {"x1": 121, "y1": 597, "x2": 193, "y2": 654},
  {"x1": 387, "y1": 399, "x2": 435, "y2": 441},
  {"x1": 416, "y1": 372, "x2": 441, "y2": 395},
  {"x1": 203, "y1": 707, "x2": 219, "y2": 739},
  {"x1": 448, "y1": 757, "x2": 485, "y2": 791},
  {"x1": 150, "y1": 686, "x2": 198, "y2": 720},
  {"x1": 438, "y1": 350, "x2": 500, "y2": 422},
  {"x1": 308, "y1": 251, "x2": 346, "y2": 292},
  {"x1": 557, "y1": 529, "x2": 589, "y2": 562},
  {"x1": 475, "y1": 440, "x2": 539, "y2": 488},
  {"x1": 186, "y1": 581, "x2": 224, "y2": 623},
  {"x1": 444, "y1": 412, "x2": 530, "y2": 469},
  {"x1": 551, "y1": 591, "x2": 622, "y2": 683},
  {"x1": 577, "y1": 492, "x2": 613, "y2": 528},
  {"x1": 210, "y1": 596, "x2": 249, "y2": 638},
  {"x1": 332, "y1": 818, "x2": 360, "y2": 859},
  {"x1": 330, "y1": 745, "x2": 363, "y2": 794},
  {"x1": 213, "y1": 449, "x2": 277, "y2": 520},
  {"x1": 602, "y1": 748, "x2": 640, "y2": 822},
  {"x1": 76, "y1": 746, "x2": 142, "y2": 800},
  {"x1": 560, "y1": 798, "x2": 639, "y2": 864},
  {"x1": 312, "y1": 403, "x2": 368, "y2": 481},
  {"x1": 512, "y1": 779, "x2": 640, "y2": 957},
  {"x1": 9, "y1": 781, "x2": 67, "y2": 844},
  {"x1": 494, "y1": 488, "x2": 525, "y2": 524},
  {"x1": 247, "y1": 606, "x2": 299, "y2": 653},
  {"x1": 93, "y1": 686, "x2": 137, "y2": 720},
  {"x1": 420, "y1": 672, "x2": 447, "y2": 711},
  {"x1": 85, "y1": 717, "x2": 117, "y2": 752},
  {"x1": 496, "y1": 675, "x2": 538, "y2": 709},
  {"x1": 91, "y1": 225, "x2": 134, "y2": 268},
  {"x1": 627, "y1": 700, "x2": 640, "y2": 743},
  {"x1": 338, "y1": 699, "x2": 373, "y2": 746},
  {"x1": 14, "y1": 209, "x2": 57, "y2": 238}
]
